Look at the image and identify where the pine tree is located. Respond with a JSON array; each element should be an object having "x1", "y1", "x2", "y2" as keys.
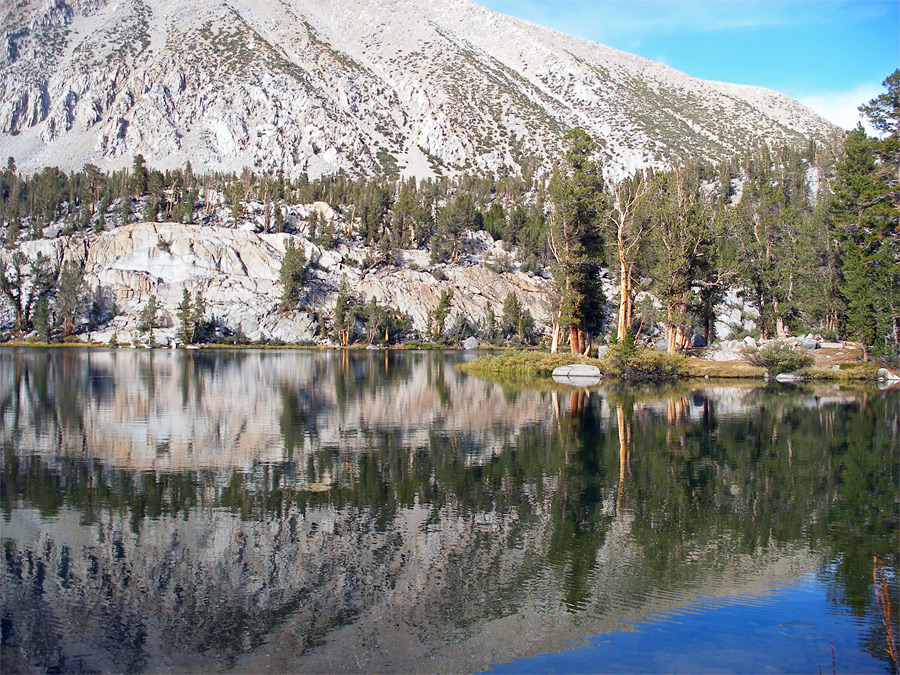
[
  {"x1": 841, "y1": 242, "x2": 879, "y2": 358},
  {"x1": 548, "y1": 128, "x2": 607, "y2": 354},
  {"x1": 139, "y1": 295, "x2": 159, "y2": 344},
  {"x1": 178, "y1": 289, "x2": 193, "y2": 343},
  {"x1": 191, "y1": 291, "x2": 206, "y2": 343},
  {"x1": 501, "y1": 291, "x2": 523, "y2": 340},
  {"x1": 131, "y1": 154, "x2": 149, "y2": 197},
  {"x1": 428, "y1": 289, "x2": 454, "y2": 341},
  {"x1": 829, "y1": 74, "x2": 900, "y2": 358},
  {"x1": 481, "y1": 303, "x2": 497, "y2": 343},
  {"x1": 333, "y1": 280, "x2": 356, "y2": 345},
  {"x1": 33, "y1": 296, "x2": 51, "y2": 342},
  {"x1": 431, "y1": 195, "x2": 481, "y2": 263},
  {"x1": 279, "y1": 240, "x2": 308, "y2": 309},
  {"x1": 646, "y1": 166, "x2": 713, "y2": 352},
  {"x1": 55, "y1": 261, "x2": 89, "y2": 337}
]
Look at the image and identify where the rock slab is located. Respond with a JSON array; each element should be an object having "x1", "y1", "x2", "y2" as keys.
[{"x1": 552, "y1": 363, "x2": 601, "y2": 386}]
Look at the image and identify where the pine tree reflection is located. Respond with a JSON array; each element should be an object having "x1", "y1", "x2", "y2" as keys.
[{"x1": 0, "y1": 350, "x2": 896, "y2": 671}]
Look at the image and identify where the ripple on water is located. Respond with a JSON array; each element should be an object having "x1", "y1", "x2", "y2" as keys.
[{"x1": 487, "y1": 575, "x2": 887, "y2": 674}]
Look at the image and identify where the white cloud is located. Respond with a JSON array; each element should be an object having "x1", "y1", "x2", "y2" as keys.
[{"x1": 798, "y1": 83, "x2": 882, "y2": 132}]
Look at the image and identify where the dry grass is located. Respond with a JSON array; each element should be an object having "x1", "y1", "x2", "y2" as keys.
[{"x1": 684, "y1": 358, "x2": 765, "y2": 379}]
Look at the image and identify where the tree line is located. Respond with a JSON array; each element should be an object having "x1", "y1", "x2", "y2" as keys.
[
  {"x1": 1, "y1": 71, "x2": 897, "y2": 357},
  {"x1": 548, "y1": 71, "x2": 898, "y2": 362}
]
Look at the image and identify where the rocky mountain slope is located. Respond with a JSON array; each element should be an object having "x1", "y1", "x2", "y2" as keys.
[
  {"x1": 2, "y1": 0, "x2": 835, "y2": 179},
  {"x1": 0, "y1": 217, "x2": 553, "y2": 344}
]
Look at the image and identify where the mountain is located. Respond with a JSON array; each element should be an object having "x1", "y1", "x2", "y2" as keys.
[{"x1": 2, "y1": 0, "x2": 835, "y2": 179}]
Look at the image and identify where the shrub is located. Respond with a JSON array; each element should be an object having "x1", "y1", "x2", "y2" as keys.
[
  {"x1": 746, "y1": 341, "x2": 813, "y2": 374},
  {"x1": 872, "y1": 342, "x2": 900, "y2": 368},
  {"x1": 599, "y1": 344, "x2": 687, "y2": 382}
]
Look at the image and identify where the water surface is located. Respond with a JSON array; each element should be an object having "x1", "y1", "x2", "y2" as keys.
[{"x1": 1, "y1": 348, "x2": 897, "y2": 673}]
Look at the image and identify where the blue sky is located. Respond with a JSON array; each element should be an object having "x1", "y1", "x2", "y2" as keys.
[{"x1": 479, "y1": 0, "x2": 899, "y2": 130}]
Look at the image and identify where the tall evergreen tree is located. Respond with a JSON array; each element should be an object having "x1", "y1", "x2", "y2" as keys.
[
  {"x1": 548, "y1": 128, "x2": 607, "y2": 354},
  {"x1": 645, "y1": 166, "x2": 713, "y2": 352},
  {"x1": 55, "y1": 260, "x2": 89, "y2": 337},
  {"x1": 279, "y1": 241, "x2": 308, "y2": 309},
  {"x1": 829, "y1": 72, "x2": 900, "y2": 358}
]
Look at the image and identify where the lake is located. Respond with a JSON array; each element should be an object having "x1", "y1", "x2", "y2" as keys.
[{"x1": 1, "y1": 348, "x2": 897, "y2": 673}]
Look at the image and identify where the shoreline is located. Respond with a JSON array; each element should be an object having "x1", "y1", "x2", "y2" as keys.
[
  {"x1": 456, "y1": 349, "x2": 884, "y2": 383},
  {"x1": 0, "y1": 343, "x2": 886, "y2": 383}
]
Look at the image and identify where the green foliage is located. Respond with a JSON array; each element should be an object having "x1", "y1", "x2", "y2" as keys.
[
  {"x1": 599, "y1": 344, "x2": 687, "y2": 382},
  {"x1": 330, "y1": 285, "x2": 411, "y2": 345},
  {"x1": 827, "y1": 75, "x2": 900, "y2": 357},
  {"x1": 32, "y1": 296, "x2": 50, "y2": 342},
  {"x1": 431, "y1": 195, "x2": 481, "y2": 263},
  {"x1": 54, "y1": 261, "x2": 89, "y2": 337},
  {"x1": 459, "y1": 350, "x2": 590, "y2": 378},
  {"x1": 481, "y1": 303, "x2": 497, "y2": 343},
  {"x1": 482, "y1": 202, "x2": 506, "y2": 241},
  {"x1": 0, "y1": 251, "x2": 58, "y2": 332},
  {"x1": 427, "y1": 288, "x2": 454, "y2": 341},
  {"x1": 548, "y1": 128, "x2": 607, "y2": 344},
  {"x1": 5, "y1": 221, "x2": 19, "y2": 248},
  {"x1": 745, "y1": 341, "x2": 814, "y2": 374},
  {"x1": 131, "y1": 154, "x2": 149, "y2": 197},
  {"x1": 177, "y1": 289, "x2": 192, "y2": 343},
  {"x1": 177, "y1": 290, "x2": 208, "y2": 344},
  {"x1": 139, "y1": 295, "x2": 159, "y2": 342},
  {"x1": 500, "y1": 291, "x2": 536, "y2": 345},
  {"x1": 644, "y1": 166, "x2": 713, "y2": 349},
  {"x1": 840, "y1": 241, "x2": 880, "y2": 350},
  {"x1": 376, "y1": 148, "x2": 400, "y2": 180},
  {"x1": 362, "y1": 297, "x2": 389, "y2": 344},
  {"x1": 279, "y1": 240, "x2": 308, "y2": 309},
  {"x1": 333, "y1": 280, "x2": 357, "y2": 345},
  {"x1": 858, "y1": 68, "x2": 899, "y2": 138}
]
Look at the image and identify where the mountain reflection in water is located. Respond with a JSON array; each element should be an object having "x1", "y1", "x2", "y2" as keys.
[{"x1": 1, "y1": 348, "x2": 897, "y2": 673}]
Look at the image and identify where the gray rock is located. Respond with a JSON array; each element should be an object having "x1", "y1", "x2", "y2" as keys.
[
  {"x1": 774, "y1": 372, "x2": 804, "y2": 384},
  {"x1": 461, "y1": 336, "x2": 480, "y2": 350},
  {"x1": 799, "y1": 338, "x2": 819, "y2": 350},
  {"x1": 690, "y1": 333, "x2": 706, "y2": 348},
  {"x1": 552, "y1": 364, "x2": 601, "y2": 378},
  {"x1": 877, "y1": 368, "x2": 900, "y2": 381},
  {"x1": 820, "y1": 342, "x2": 843, "y2": 349},
  {"x1": 552, "y1": 363, "x2": 601, "y2": 386},
  {"x1": 595, "y1": 345, "x2": 609, "y2": 358},
  {"x1": 3, "y1": 222, "x2": 556, "y2": 346},
  {"x1": 709, "y1": 350, "x2": 743, "y2": 362},
  {"x1": 743, "y1": 336, "x2": 757, "y2": 349}
]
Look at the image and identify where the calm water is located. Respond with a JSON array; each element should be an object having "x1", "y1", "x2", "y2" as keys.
[{"x1": 1, "y1": 348, "x2": 897, "y2": 674}]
